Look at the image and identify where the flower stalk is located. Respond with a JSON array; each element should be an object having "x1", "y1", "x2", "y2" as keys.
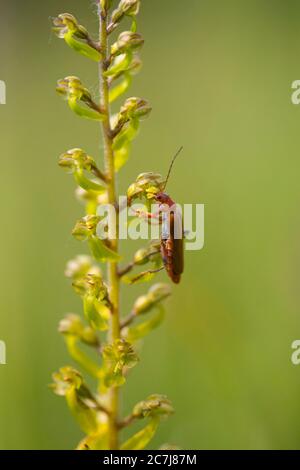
[
  {"x1": 51, "y1": 0, "x2": 176, "y2": 451},
  {"x1": 98, "y1": 2, "x2": 120, "y2": 450}
]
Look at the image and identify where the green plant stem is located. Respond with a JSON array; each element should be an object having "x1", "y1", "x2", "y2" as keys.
[{"x1": 98, "y1": 4, "x2": 120, "y2": 451}]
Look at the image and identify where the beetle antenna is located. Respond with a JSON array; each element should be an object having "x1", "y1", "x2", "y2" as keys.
[{"x1": 163, "y1": 146, "x2": 183, "y2": 190}]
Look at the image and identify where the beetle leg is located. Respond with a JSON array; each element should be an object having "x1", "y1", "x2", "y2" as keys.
[
  {"x1": 132, "y1": 209, "x2": 162, "y2": 225},
  {"x1": 118, "y1": 249, "x2": 161, "y2": 278}
]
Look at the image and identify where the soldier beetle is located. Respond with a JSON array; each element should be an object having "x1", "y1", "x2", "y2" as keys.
[
  {"x1": 131, "y1": 147, "x2": 184, "y2": 284},
  {"x1": 154, "y1": 146, "x2": 184, "y2": 284},
  {"x1": 122, "y1": 147, "x2": 184, "y2": 284}
]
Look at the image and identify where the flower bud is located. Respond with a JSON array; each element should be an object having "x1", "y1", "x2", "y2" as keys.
[
  {"x1": 59, "y1": 313, "x2": 82, "y2": 336},
  {"x1": 132, "y1": 294, "x2": 150, "y2": 314},
  {"x1": 148, "y1": 283, "x2": 172, "y2": 303},
  {"x1": 111, "y1": 0, "x2": 140, "y2": 24},
  {"x1": 133, "y1": 283, "x2": 171, "y2": 315},
  {"x1": 65, "y1": 255, "x2": 101, "y2": 280},
  {"x1": 80, "y1": 326, "x2": 100, "y2": 347},
  {"x1": 58, "y1": 313, "x2": 99, "y2": 347},
  {"x1": 119, "y1": 0, "x2": 140, "y2": 15},
  {"x1": 150, "y1": 240, "x2": 161, "y2": 251},
  {"x1": 127, "y1": 172, "x2": 164, "y2": 203},
  {"x1": 58, "y1": 148, "x2": 96, "y2": 173},
  {"x1": 120, "y1": 97, "x2": 151, "y2": 120},
  {"x1": 65, "y1": 255, "x2": 92, "y2": 279},
  {"x1": 111, "y1": 31, "x2": 144, "y2": 56},
  {"x1": 133, "y1": 394, "x2": 174, "y2": 419},
  {"x1": 133, "y1": 247, "x2": 149, "y2": 265},
  {"x1": 75, "y1": 187, "x2": 108, "y2": 206}
]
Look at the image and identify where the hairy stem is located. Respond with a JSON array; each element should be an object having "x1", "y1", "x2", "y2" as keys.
[{"x1": 98, "y1": 3, "x2": 120, "y2": 450}]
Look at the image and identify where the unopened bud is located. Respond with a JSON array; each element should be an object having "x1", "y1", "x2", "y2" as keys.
[
  {"x1": 149, "y1": 283, "x2": 171, "y2": 303},
  {"x1": 127, "y1": 172, "x2": 163, "y2": 204},
  {"x1": 65, "y1": 255, "x2": 101, "y2": 280},
  {"x1": 81, "y1": 327, "x2": 99, "y2": 347},
  {"x1": 111, "y1": 31, "x2": 144, "y2": 56},
  {"x1": 133, "y1": 283, "x2": 171, "y2": 315},
  {"x1": 75, "y1": 188, "x2": 108, "y2": 205},
  {"x1": 65, "y1": 255, "x2": 92, "y2": 279},
  {"x1": 58, "y1": 313, "x2": 99, "y2": 347},
  {"x1": 120, "y1": 0, "x2": 140, "y2": 15},
  {"x1": 120, "y1": 97, "x2": 151, "y2": 120},
  {"x1": 131, "y1": 243, "x2": 161, "y2": 268},
  {"x1": 133, "y1": 394, "x2": 174, "y2": 419},
  {"x1": 111, "y1": 0, "x2": 140, "y2": 24},
  {"x1": 132, "y1": 294, "x2": 150, "y2": 314},
  {"x1": 58, "y1": 148, "x2": 96, "y2": 173},
  {"x1": 133, "y1": 248, "x2": 149, "y2": 265},
  {"x1": 59, "y1": 313, "x2": 82, "y2": 336}
]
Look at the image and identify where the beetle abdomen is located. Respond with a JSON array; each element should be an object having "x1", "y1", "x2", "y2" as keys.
[{"x1": 161, "y1": 211, "x2": 184, "y2": 284}]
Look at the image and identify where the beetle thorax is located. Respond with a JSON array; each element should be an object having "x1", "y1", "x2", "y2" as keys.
[{"x1": 155, "y1": 192, "x2": 175, "y2": 207}]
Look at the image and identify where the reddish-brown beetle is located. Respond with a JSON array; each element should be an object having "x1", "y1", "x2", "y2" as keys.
[
  {"x1": 153, "y1": 147, "x2": 184, "y2": 284},
  {"x1": 125, "y1": 147, "x2": 184, "y2": 284}
]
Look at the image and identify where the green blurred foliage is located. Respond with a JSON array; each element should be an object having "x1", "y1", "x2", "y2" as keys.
[{"x1": 1, "y1": 0, "x2": 300, "y2": 449}]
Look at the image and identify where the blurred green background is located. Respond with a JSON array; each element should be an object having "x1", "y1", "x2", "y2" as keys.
[{"x1": 1, "y1": 0, "x2": 300, "y2": 450}]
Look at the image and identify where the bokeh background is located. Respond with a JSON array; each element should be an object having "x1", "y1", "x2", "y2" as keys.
[{"x1": 1, "y1": 0, "x2": 300, "y2": 450}]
